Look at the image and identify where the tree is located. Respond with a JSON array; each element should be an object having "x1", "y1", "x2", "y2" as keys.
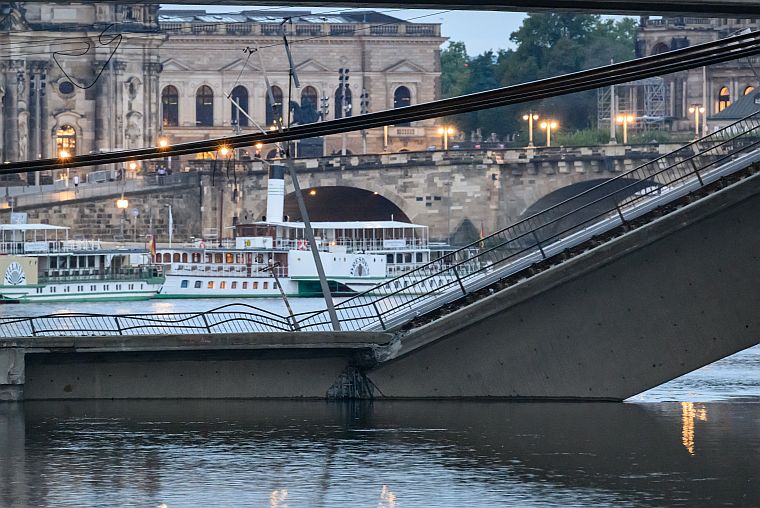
[{"x1": 440, "y1": 41, "x2": 470, "y2": 98}]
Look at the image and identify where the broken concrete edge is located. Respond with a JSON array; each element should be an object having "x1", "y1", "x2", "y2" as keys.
[
  {"x1": 0, "y1": 331, "x2": 395, "y2": 353},
  {"x1": 380, "y1": 168, "x2": 760, "y2": 364}
]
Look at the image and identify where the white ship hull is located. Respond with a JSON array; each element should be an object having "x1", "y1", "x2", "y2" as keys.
[{"x1": 0, "y1": 280, "x2": 162, "y2": 303}]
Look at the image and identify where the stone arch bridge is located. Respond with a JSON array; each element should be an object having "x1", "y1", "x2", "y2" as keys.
[{"x1": 5, "y1": 145, "x2": 679, "y2": 243}]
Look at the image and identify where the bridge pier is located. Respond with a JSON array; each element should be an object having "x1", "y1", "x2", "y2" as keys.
[{"x1": 0, "y1": 348, "x2": 24, "y2": 401}]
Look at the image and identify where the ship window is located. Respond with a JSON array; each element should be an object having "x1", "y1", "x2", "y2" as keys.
[
  {"x1": 50, "y1": 257, "x2": 58, "y2": 268},
  {"x1": 225, "y1": 253, "x2": 233, "y2": 263},
  {"x1": 274, "y1": 282, "x2": 279, "y2": 289},
  {"x1": 51, "y1": 287, "x2": 55, "y2": 293},
  {"x1": 208, "y1": 281, "x2": 214, "y2": 289},
  {"x1": 192, "y1": 253, "x2": 201, "y2": 263},
  {"x1": 387, "y1": 254, "x2": 393, "y2": 263},
  {"x1": 215, "y1": 253, "x2": 223, "y2": 263},
  {"x1": 231, "y1": 281, "x2": 237, "y2": 289},
  {"x1": 404, "y1": 253, "x2": 412, "y2": 263},
  {"x1": 396, "y1": 254, "x2": 403, "y2": 263},
  {"x1": 394, "y1": 281, "x2": 400, "y2": 289},
  {"x1": 206, "y1": 253, "x2": 212, "y2": 263},
  {"x1": 194, "y1": 280, "x2": 202, "y2": 288},
  {"x1": 71, "y1": 257, "x2": 78, "y2": 268},
  {"x1": 416, "y1": 253, "x2": 423, "y2": 263},
  {"x1": 242, "y1": 282, "x2": 248, "y2": 289},
  {"x1": 129, "y1": 284, "x2": 134, "y2": 290},
  {"x1": 253, "y1": 281, "x2": 259, "y2": 289},
  {"x1": 263, "y1": 282, "x2": 269, "y2": 289},
  {"x1": 173, "y1": 253, "x2": 181, "y2": 263},
  {"x1": 91, "y1": 285, "x2": 96, "y2": 291},
  {"x1": 219, "y1": 281, "x2": 226, "y2": 289},
  {"x1": 104, "y1": 285, "x2": 109, "y2": 290},
  {"x1": 88, "y1": 256, "x2": 95, "y2": 267},
  {"x1": 180, "y1": 280, "x2": 189, "y2": 288}
]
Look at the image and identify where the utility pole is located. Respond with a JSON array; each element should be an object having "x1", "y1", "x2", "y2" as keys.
[
  {"x1": 320, "y1": 93, "x2": 329, "y2": 156},
  {"x1": 360, "y1": 88, "x2": 369, "y2": 154},
  {"x1": 339, "y1": 67, "x2": 349, "y2": 156}
]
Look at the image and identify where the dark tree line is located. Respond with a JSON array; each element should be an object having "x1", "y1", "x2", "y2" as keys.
[{"x1": 440, "y1": 13, "x2": 637, "y2": 141}]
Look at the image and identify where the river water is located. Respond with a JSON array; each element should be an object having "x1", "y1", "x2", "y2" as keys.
[{"x1": 1, "y1": 299, "x2": 759, "y2": 507}]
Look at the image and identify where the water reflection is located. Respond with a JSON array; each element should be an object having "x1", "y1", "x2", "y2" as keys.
[{"x1": 1, "y1": 399, "x2": 759, "y2": 507}]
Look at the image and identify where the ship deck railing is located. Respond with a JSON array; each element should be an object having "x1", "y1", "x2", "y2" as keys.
[
  {"x1": 0, "y1": 239, "x2": 103, "y2": 255},
  {"x1": 39, "y1": 267, "x2": 164, "y2": 284},
  {"x1": 165, "y1": 263, "x2": 287, "y2": 278}
]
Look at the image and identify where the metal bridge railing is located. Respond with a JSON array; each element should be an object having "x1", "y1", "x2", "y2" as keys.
[{"x1": 2, "y1": 111, "x2": 760, "y2": 338}]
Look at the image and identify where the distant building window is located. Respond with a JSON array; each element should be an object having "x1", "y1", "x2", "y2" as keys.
[
  {"x1": 266, "y1": 85, "x2": 283, "y2": 126},
  {"x1": 59, "y1": 81, "x2": 75, "y2": 95},
  {"x1": 230, "y1": 85, "x2": 249, "y2": 127},
  {"x1": 55, "y1": 125, "x2": 77, "y2": 156},
  {"x1": 393, "y1": 86, "x2": 411, "y2": 126},
  {"x1": 180, "y1": 280, "x2": 189, "y2": 288},
  {"x1": 718, "y1": 86, "x2": 731, "y2": 112},
  {"x1": 162, "y1": 85, "x2": 179, "y2": 127},
  {"x1": 196, "y1": 85, "x2": 214, "y2": 127}
]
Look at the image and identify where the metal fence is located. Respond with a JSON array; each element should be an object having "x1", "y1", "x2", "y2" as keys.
[{"x1": 2, "y1": 112, "x2": 760, "y2": 338}]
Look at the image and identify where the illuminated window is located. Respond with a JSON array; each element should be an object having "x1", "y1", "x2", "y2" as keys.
[
  {"x1": 225, "y1": 253, "x2": 233, "y2": 263},
  {"x1": 55, "y1": 125, "x2": 77, "y2": 156},
  {"x1": 745, "y1": 85, "x2": 755, "y2": 95},
  {"x1": 253, "y1": 281, "x2": 259, "y2": 289},
  {"x1": 263, "y1": 281, "x2": 269, "y2": 289},
  {"x1": 207, "y1": 281, "x2": 214, "y2": 289},
  {"x1": 231, "y1": 281, "x2": 237, "y2": 289},
  {"x1": 161, "y1": 85, "x2": 179, "y2": 127},
  {"x1": 242, "y1": 281, "x2": 248, "y2": 289},
  {"x1": 215, "y1": 253, "x2": 223, "y2": 263},
  {"x1": 718, "y1": 86, "x2": 731, "y2": 112},
  {"x1": 220, "y1": 281, "x2": 226, "y2": 289}
]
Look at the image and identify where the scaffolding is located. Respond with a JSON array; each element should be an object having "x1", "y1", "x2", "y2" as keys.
[{"x1": 597, "y1": 77, "x2": 668, "y2": 131}]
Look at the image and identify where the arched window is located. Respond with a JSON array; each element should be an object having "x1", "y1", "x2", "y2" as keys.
[
  {"x1": 55, "y1": 125, "x2": 77, "y2": 156},
  {"x1": 393, "y1": 86, "x2": 412, "y2": 127},
  {"x1": 266, "y1": 86, "x2": 283, "y2": 127},
  {"x1": 161, "y1": 86, "x2": 179, "y2": 127},
  {"x1": 230, "y1": 86, "x2": 249, "y2": 128},
  {"x1": 196, "y1": 85, "x2": 214, "y2": 127},
  {"x1": 335, "y1": 85, "x2": 352, "y2": 119},
  {"x1": 718, "y1": 86, "x2": 731, "y2": 112},
  {"x1": 744, "y1": 85, "x2": 755, "y2": 95},
  {"x1": 651, "y1": 42, "x2": 670, "y2": 55},
  {"x1": 300, "y1": 86, "x2": 319, "y2": 123}
]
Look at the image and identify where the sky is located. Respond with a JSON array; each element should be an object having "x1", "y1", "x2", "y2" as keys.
[{"x1": 163, "y1": 4, "x2": 528, "y2": 55}]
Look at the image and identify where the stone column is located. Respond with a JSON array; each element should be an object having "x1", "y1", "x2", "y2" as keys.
[
  {"x1": 144, "y1": 61, "x2": 163, "y2": 148},
  {"x1": 3, "y1": 61, "x2": 23, "y2": 162},
  {"x1": 113, "y1": 60, "x2": 127, "y2": 149},
  {"x1": 0, "y1": 64, "x2": 5, "y2": 162},
  {"x1": 94, "y1": 59, "x2": 111, "y2": 150}
]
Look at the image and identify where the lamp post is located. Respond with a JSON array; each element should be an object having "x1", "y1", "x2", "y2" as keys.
[
  {"x1": 539, "y1": 120, "x2": 558, "y2": 147},
  {"x1": 116, "y1": 196, "x2": 129, "y2": 240},
  {"x1": 158, "y1": 135, "x2": 170, "y2": 172},
  {"x1": 688, "y1": 105, "x2": 705, "y2": 139},
  {"x1": 522, "y1": 113, "x2": 539, "y2": 147},
  {"x1": 616, "y1": 113, "x2": 635, "y2": 145},
  {"x1": 437, "y1": 126, "x2": 455, "y2": 151}
]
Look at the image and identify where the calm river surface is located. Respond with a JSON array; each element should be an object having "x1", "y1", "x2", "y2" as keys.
[{"x1": 1, "y1": 299, "x2": 759, "y2": 507}]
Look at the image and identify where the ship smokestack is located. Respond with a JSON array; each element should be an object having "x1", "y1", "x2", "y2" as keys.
[{"x1": 266, "y1": 164, "x2": 285, "y2": 222}]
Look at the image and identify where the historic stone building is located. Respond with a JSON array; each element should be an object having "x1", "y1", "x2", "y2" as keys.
[
  {"x1": 0, "y1": 2, "x2": 445, "y2": 170},
  {"x1": 636, "y1": 16, "x2": 760, "y2": 132}
]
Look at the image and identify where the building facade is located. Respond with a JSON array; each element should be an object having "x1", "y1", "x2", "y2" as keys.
[
  {"x1": 0, "y1": 2, "x2": 445, "y2": 171},
  {"x1": 636, "y1": 16, "x2": 760, "y2": 131}
]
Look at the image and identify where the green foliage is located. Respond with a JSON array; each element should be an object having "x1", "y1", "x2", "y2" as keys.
[
  {"x1": 552, "y1": 128, "x2": 610, "y2": 146},
  {"x1": 439, "y1": 14, "x2": 637, "y2": 142}
]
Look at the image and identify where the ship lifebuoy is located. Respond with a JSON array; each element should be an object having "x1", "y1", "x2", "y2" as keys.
[{"x1": 199, "y1": 241, "x2": 206, "y2": 249}]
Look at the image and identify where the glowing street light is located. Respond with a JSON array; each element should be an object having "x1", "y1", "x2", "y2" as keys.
[
  {"x1": 219, "y1": 146, "x2": 231, "y2": 157},
  {"x1": 116, "y1": 198, "x2": 129, "y2": 209},
  {"x1": 616, "y1": 113, "x2": 635, "y2": 144},
  {"x1": 58, "y1": 149, "x2": 70, "y2": 159},
  {"x1": 157, "y1": 136, "x2": 169, "y2": 149},
  {"x1": 522, "y1": 113, "x2": 539, "y2": 147},
  {"x1": 539, "y1": 120, "x2": 558, "y2": 147},
  {"x1": 688, "y1": 105, "x2": 705, "y2": 138},
  {"x1": 437, "y1": 125, "x2": 455, "y2": 151}
]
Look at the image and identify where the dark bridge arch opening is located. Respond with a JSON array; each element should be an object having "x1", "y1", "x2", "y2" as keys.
[
  {"x1": 519, "y1": 178, "x2": 661, "y2": 241},
  {"x1": 283, "y1": 186, "x2": 410, "y2": 222}
]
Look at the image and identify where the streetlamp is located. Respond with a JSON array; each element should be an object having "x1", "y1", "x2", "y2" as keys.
[
  {"x1": 58, "y1": 149, "x2": 70, "y2": 187},
  {"x1": 688, "y1": 105, "x2": 705, "y2": 139},
  {"x1": 616, "y1": 113, "x2": 635, "y2": 144},
  {"x1": 539, "y1": 120, "x2": 558, "y2": 147},
  {"x1": 437, "y1": 125, "x2": 455, "y2": 151},
  {"x1": 522, "y1": 113, "x2": 539, "y2": 147},
  {"x1": 157, "y1": 135, "x2": 171, "y2": 172},
  {"x1": 116, "y1": 196, "x2": 129, "y2": 240}
]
